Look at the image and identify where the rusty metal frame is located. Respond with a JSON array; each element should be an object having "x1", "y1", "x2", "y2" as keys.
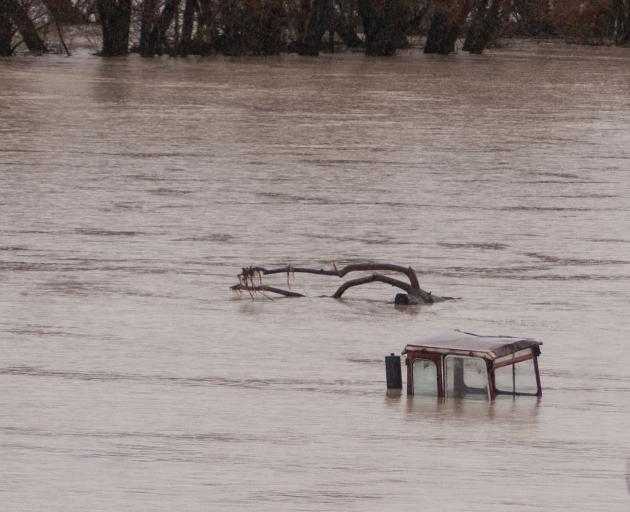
[
  {"x1": 494, "y1": 352, "x2": 535, "y2": 369},
  {"x1": 486, "y1": 359, "x2": 496, "y2": 400},
  {"x1": 490, "y1": 353, "x2": 542, "y2": 398},
  {"x1": 406, "y1": 347, "x2": 542, "y2": 401},
  {"x1": 533, "y1": 355, "x2": 542, "y2": 397}
]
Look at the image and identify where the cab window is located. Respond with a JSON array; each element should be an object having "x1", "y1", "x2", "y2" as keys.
[
  {"x1": 412, "y1": 359, "x2": 438, "y2": 396},
  {"x1": 445, "y1": 355, "x2": 488, "y2": 400}
]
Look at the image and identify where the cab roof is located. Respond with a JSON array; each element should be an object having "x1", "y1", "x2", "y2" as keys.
[{"x1": 402, "y1": 330, "x2": 542, "y2": 361}]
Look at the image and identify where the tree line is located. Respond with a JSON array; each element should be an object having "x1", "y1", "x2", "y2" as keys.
[{"x1": 1, "y1": 0, "x2": 629, "y2": 58}]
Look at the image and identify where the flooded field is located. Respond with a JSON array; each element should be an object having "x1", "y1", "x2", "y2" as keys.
[{"x1": 1, "y1": 42, "x2": 630, "y2": 510}]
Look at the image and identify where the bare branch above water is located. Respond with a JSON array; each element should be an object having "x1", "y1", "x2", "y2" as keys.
[{"x1": 231, "y1": 262, "x2": 452, "y2": 305}]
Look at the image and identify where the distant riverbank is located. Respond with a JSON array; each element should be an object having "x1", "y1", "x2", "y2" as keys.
[
  {"x1": 5, "y1": 23, "x2": 630, "y2": 61},
  {"x1": 2, "y1": 1, "x2": 629, "y2": 59}
]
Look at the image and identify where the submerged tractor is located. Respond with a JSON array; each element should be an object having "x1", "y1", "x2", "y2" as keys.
[{"x1": 386, "y1": 330, "x2": 543, "y2": 400}]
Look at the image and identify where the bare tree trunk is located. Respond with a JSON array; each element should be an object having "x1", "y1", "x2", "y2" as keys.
[
  {"x1": 139, "y1": 0, "x2": 158, "y2": 56},
  {"x1": 96, "y1": 0, "x2": 131, "y2": 56},
  {"x1": 299, "y1": 0, "x2": 331, "y2": 55},
  {"x1": 613, "y1": 0, "x2": 630, "y2": 45},
  {"x1": 424, "y1": 4, "x2": 459, "y2": 54},
  {"x1": 258, "y1": 0, "x2": 288, "y2": 55},
  {"x1": 0, "y1": 0, "x2": 47, "y2": 53},
  {"x1": 139, "y1": 0, "x2": 178, "y2": 56},
  {"x1": 425, "y1": 0, "x2": 473, "y2": 55},
  {"x1": 194, "y1": 0, "x2": 214, "y2": 53},
  {"x1": 158, "y1": 0, "x2": 179, "y2": 40},
  {"x1": 357, "y1": 0, "x2": 413, "y2": 56},
  {"x1": 293, "y1": 0, "x2": 310, "y2": 46},
  {"x1": 54, "y1": 17, "x2": 71, "y2": 55},
  {"x1": 0, "y1": 11, "x2": 14, "y2": 55},
  {"x1": 399, "y1": 4, "x2": 428, "y2": 45},
  {"x1": 334, "y1": 0, "x2": 362, "y2": 48},
  {"x1": 462, "y1": 0, "x2": 485, "y2": 51},
  {"x1": 179, "y1": 0, "x2": 196, "y2": 54},
  {"x1": 463, "y1": 0, "x2": 504, "y2": 54},
  {"x1": 215, "y1": 0, "x2": 244, "y2": 55}
]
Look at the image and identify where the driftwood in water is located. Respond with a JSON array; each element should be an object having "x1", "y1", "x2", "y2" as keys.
[{"x1": 231, "y1": 262, "x2": 450, "y2": 304}]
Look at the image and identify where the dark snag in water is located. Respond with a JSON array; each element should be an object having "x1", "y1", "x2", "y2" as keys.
[
  {"x1": 395, "y1": 293, "x2": 414, "y2": 305},
  {"x1": 231, "y1": 262, "x2": 452, "y2": 304}
]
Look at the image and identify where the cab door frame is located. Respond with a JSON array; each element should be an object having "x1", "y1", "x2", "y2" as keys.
[{"x1": 406, "y1": 352, "x2": 444, "y2": 397}]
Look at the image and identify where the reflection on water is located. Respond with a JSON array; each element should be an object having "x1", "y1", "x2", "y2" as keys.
[
  {"x1": 1, "y1": 43, "x2": 630, "y2": 511},
  {"x1": 405, "y1": 394, "x2": 541, "y2": 424}
]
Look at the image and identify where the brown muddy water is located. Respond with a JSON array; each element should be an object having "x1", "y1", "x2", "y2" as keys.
[{"x1": 1, "y1": 42, "x2": 630, "y2": 511}]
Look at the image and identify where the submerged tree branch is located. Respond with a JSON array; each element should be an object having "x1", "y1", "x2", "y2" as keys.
[
  {"x1": 247, "y1": 263, "x2": 421, "y2": 289},
  {"x1": 231, "y1": 284, "x2": 305, "y2": 298},
  {"x1": 232, "y1": 262, "x2": 446, "y2": 304},
  {"x1": 332, "y1": 274, "x2": 414, "y2": 298}
]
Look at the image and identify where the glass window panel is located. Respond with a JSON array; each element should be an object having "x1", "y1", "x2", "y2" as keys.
[
  {"x1": 445, "y1": 356, "x2": 488, "y2": 400},
  {"x1": 412, "y1": 359, "x2": 438, "y2": 396},
  {"x1": 494, "y1": 358, "x2": 538, "y2": 395}
]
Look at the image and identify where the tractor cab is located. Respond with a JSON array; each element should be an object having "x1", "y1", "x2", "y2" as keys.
[{"x1": 400, "y1": 330, "x2": 542, "y2": 400}]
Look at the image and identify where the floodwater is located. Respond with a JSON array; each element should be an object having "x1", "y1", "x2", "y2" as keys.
[{"x1": 1, "y1": 42, "x2": 630, "y2": 511}]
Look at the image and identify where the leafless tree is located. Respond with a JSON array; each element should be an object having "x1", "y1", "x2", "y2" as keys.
[
  {"x1": 463, "y1": 0, "x2": 508, "y2": 53},
  {"x1": 96, "y1": 0, "x2": 131, "y2": 55},
  {"x1": 2, "y1": 0, "x2": 630, "y2": 57},
  {"x1": 0, "y1": 0, "x2": 47, "y2": 53}
]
